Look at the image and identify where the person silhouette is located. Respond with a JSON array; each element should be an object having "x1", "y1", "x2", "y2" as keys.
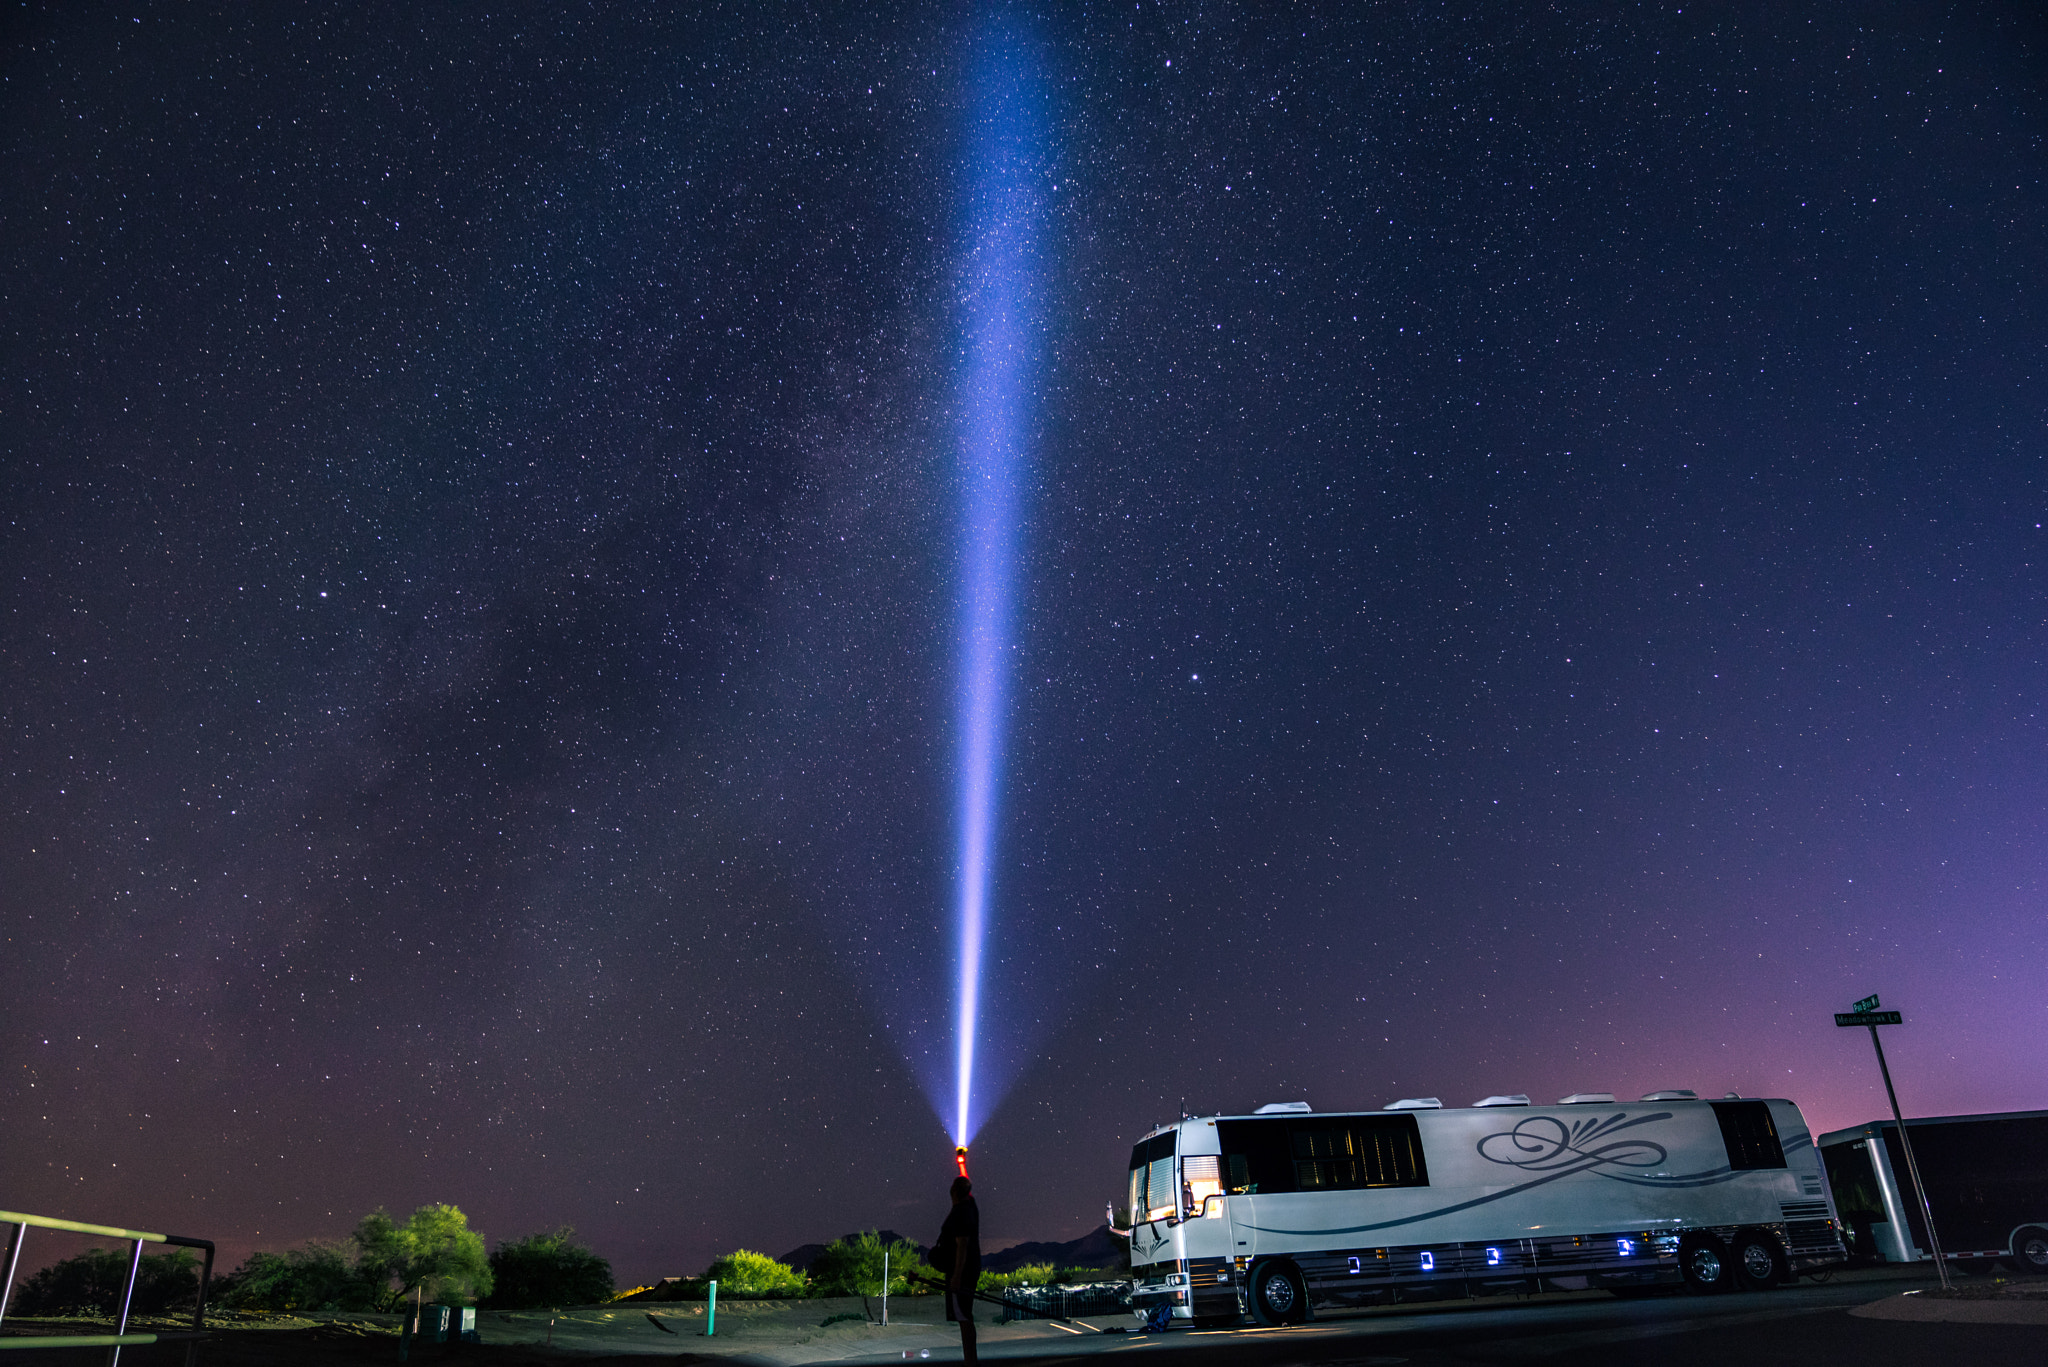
[{"x1": 935, "y1": 1175, "x2": 981, "y2": 1364}]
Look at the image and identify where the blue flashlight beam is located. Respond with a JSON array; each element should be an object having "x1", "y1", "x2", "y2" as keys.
[{"x1": 951, "y1": 32, "x2": 1044, "y2": 1151}]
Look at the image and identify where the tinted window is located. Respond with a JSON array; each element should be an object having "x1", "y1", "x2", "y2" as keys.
[
  {"x1": 1217, "y1": 1119, "x2": 1293, "y2": 1194},
  {"x1": 1710, "y1": 1100, "x2": 1786, "y2": 1170},
  {"x1": 1217, "y1": 1115, "x2": 1429, "y2": 1192}
]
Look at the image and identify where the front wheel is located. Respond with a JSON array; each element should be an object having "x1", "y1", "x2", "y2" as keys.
[
  {"x1": 1250, "y1": 1262, "x2": 1306, "y2": 1326},
  {"x1": 1680, "y1": 1236, "x2": 1732, "y2": 1293},
  {"x1": 1732, "y1": 1234, "x2": 1785, "y2": 1291},
  {"x1": 2010, "y1": 1227, "x2": 2048, "y2": 1275}
]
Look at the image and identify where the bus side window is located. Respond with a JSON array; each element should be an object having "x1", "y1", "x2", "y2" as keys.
[
  {"x1": 1709, "y1": 1100, "x2": 1787, "y2": 1170},
  {"x1": 1227, "y1": 1153, "x2": 1251, "y2": 1194}
]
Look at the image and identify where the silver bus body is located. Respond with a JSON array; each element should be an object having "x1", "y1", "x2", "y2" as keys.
[{"x1": 1123, "y1": 1095, "x2": 1846, "y2": 1321}]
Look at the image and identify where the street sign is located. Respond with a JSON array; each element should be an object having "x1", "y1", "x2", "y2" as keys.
[
  {"x1": 1835, "y1": 1010, "x2": 1903, "y2": 1027},
  {"x1": 1852, "y1": 993, "x2": 1881, "y2": 1014}
]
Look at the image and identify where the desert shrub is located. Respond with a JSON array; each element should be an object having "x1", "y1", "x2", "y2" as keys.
[
  {"x1": 807, "y1": 1231, "x2": 932, "y2": 1297},
  {"x1": 977, "y1": 1263, "x2": 1056, "y2": 1294},
  {"x1": 482, "y1": 1229, "x2": 613, "y2": 1309},
  {"x1": 702, "y1": 1250, "x2": 806, "y2": 1297},
  {"x1": 13, "y1": 1247, "x2": 198, "y2": 1315},
  {"x1": 978, "y1": 1264, "x2": 1118, "y2": 1294},
  {"x1": 216, "y1": 1243, "x2": 383, "y2": 1313},
  {"x1": 354, "y1": 1204, "x2": 494, "y2": 1307}
]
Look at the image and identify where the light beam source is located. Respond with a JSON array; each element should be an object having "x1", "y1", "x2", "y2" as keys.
[{"x1": 950, "y1": 23, "x2": 1044, "y2": 1151}]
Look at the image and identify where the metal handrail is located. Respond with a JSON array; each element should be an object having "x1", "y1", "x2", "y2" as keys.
[{"x1": 0, "y1": 1210, "x2": 213, "y2": 1364}]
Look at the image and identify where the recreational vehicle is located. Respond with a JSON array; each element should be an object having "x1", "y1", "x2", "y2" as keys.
[{"x1": 1121, "y1": 1093, "x2": 1846, "y2": 1324}]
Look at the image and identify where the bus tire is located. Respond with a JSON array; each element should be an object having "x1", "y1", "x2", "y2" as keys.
[
  {"x1": 1732, "y1": 1234, "x2": 1785, "y2": 1290},
  {"x1": 2009, "y1": 1227, "x2": 2048, "y2": 1275},
  {"x1": 1679, "y1": 1235, "x2": 1732, "y2": 1293},
  {"x1": 1250, "y1": 1262, "x2": 1306, "y2": 1326}
]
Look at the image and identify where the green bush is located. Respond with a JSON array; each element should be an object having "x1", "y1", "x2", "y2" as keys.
[
  {"x1": 976, "y1": 1263, "x2": 1051, "y2": 1294},
  {"x1": 807, "y1": 1231, "x2": 933, "y2": 1297},
  {"x1": 482, "y1": 1229, "x2": 613, "y2": 1309},
  {"x1": 702, "y1": 1250, "x2": 806, "y2": 1297},
  {"x1": 13, "y1": 1247, "x2": 198, "y2": 1315},
  {"x1": 216, "y1": 1243, "x2": 383, "y2": 1313},
  {"x1": 978, "y1": 1264, "x2": 1119, "y2": 1294}
]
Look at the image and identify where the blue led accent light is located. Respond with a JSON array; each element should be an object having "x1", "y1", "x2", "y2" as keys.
[
  {"x1": 1419, "y1": 1251, "x2": 1435, "y2": 1272},
  {"x1": 1486, "y1": 1246, "x2": 1502, "y2": 1266},
  {"x1": 1618, "y1": 1238, "x2": 1635, "y2": 1256},
  {"x1": 948, "y1": 22, "x2": 1045, "y2": 1149}
]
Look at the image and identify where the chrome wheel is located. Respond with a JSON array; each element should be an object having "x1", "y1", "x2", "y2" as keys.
[
  {"x1": 1251, "y1": 1263, "x2": 1302, "y2": 1325},
  {"x1": 1735, "y1": 1237, "x2": 1781, "y2": 1290},
  {"x1": 1680, "y1": 1237, "x2": 1729, "y2": 1293}
]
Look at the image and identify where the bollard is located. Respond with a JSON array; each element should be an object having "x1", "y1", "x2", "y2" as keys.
[{"x1": 706, "y1": 1280, "x2": 717, "y2": 1337}]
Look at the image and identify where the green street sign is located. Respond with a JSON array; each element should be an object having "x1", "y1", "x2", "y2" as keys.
[
  {"x1": 1836, "y1": 1010, "x2": 1903, "y2": 1027},
  {"x1": 1852, "y1": 994, "x2": 1881, "y2": 1014}
]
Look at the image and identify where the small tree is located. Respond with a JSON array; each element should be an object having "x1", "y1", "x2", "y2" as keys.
[
  {"x1": 216, "y1": 1243, "x2": 382, "y2": 1312},
  {"x1": 702, "y1": 1250, "x2": 805, "y2": 1297},
  {"x1": 482, "y1": 1228, "x2": 613, "y2": 1309},
  {"x1": 809, "y1": 1232, "x2": 932, "y2": 1297},
  {"x1": 354, "y1": 1204, "x2": 494, "y2": 1307}
]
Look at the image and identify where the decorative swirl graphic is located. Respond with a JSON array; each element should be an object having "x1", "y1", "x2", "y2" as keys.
[
  {"x1": 1244, "y1": 1106, "x2": 1739, "y2": 1238},
  {"x1": 1478, "y1": 1111, "x2": 1670, "y2": 1177}
]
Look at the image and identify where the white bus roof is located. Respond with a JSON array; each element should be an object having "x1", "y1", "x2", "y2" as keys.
[{"x1": 1147, "y1": 1094, "x2": 1787, "y2": 1129}]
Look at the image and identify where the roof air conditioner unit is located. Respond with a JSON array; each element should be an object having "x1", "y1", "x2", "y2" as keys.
[
  {"x1": 1557, "y1": 1093, "x2": 1617, "y2": 1105},
  {"x1": 1639, "y1": 1089, "x2": 1698, "y2": 1102},
  {"x1": 1253, "y1": 1101, "x2": 1312, "y2": 1114},
  {"x1": 1383, "y1": 1097, "x2": 1443, "y2": 1110},
  {"x1": 1473, "y1": 1094, "x2": 1531, "y2": 1107}
]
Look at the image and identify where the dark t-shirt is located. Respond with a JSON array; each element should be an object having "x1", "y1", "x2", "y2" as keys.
[{"x1": 937, "y1": 1197, "x2": 982, "y2": 1284}]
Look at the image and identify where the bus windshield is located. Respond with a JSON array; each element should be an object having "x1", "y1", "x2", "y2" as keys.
[{"x1": 1128, "y1": 1132, "x2": 1177, "y2": 1223}]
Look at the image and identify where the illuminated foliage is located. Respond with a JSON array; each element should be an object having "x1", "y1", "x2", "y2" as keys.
[
  {"x1": 806, "y1": 1231, "x2": 932, "y2": 1297},
  {"x1": 354, "y1": 1204, "x2": 494, "y2": 1307},
  {"x1": 702, "y1": 1249, "x2": 806, "y2": 1297}
]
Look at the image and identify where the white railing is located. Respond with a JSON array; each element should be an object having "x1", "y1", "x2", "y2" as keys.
[{"x1": 0, "y1": 1210, "x2": 214, "y2": 1364}]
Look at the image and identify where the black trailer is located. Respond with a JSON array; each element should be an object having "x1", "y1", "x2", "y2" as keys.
[{"x1": 1817, "y1": 1108, "x2": 2048, "y2": 1273}]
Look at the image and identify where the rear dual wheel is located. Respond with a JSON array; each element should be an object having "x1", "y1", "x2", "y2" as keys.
[{"x1": 1732, "y1": 1234, "x2": 1787, "y2": 1291}]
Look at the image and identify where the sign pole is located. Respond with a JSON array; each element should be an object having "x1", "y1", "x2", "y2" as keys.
[
  {"x1": 1866, "y1": 1022, "x2": 1950, "y2": 1290},
  {"x1": 1836, "y1": 994, "x2": 1949, "y2": 1291}
]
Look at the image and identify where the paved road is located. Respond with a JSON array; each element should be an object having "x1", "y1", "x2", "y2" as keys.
[{"x1": 887, "y1": 1269, "x2": 2042, "y2": 1367}]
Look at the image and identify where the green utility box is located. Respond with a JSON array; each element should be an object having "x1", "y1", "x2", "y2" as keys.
[
  {"x1": 416, "y1": 1304, "x2": 450, "y2": 1343},
  {"x1": 413, "y1": 1305, "x2": 480, "y2": 1345}
]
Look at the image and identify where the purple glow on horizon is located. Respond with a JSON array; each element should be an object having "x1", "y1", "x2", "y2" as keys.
[{"x1": 951, "y1": 29, "x2": 1044, "y2": 1149}]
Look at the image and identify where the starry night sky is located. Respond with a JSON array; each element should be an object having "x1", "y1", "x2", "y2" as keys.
[{"x1": 4, "y1": 3, "x2": 2045, "y2": 1286}]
